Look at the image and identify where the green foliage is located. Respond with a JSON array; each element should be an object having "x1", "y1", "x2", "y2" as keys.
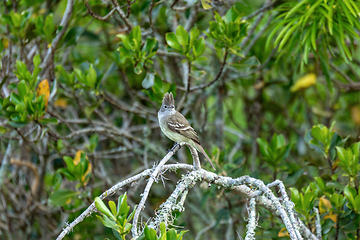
[
  {"x1": 266, "y1": 0, "x2": 360, "y2": 82},
  {"x1": 344, "y1": 185, "x2": 360, "y2": 214},
  {"x1": 117, "y1": 26, "x2": 158, "y2": 74},
  {"x1": 336, "y1": 143, "x2": 360, "y2": 179},
  {"x1": 307, "y1": 122, "x2": 337, "y2": 157},
  {"x1": 1, "y1": 0, "x2": 360, "y2": 239},
  {"x1": 257, "y1": 134, "x2": 291, "y2": 170},
  {"x1": 95, "y1": 193, "x2": 135, "y2": 240},
  {"x1": 57, "y1": 152, "x2": 92, "y2": 187},
  {"x1": 166, "y1": 26, "x2": 206, "y2": 61},
  {"x1": 143, "y1": 74, "x2": 176, "y2": 102},
  {"x1": 207, "y1": 7, "x2": 248, "y2": 54},
  {"x1": 74, "y1": 64, "x2": 101, "y2": 90},
  {"x1": 290, "y1": 186, "x2": 318, "y2": 221},
  {"x1": 138, "y1": 223, "x2": 188, "y2": 240},
  {"x1": 0, "y1": 57, "x2": 55, "y2": 127}
]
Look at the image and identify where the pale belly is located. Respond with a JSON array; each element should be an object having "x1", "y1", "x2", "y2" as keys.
[{"x1": 159, "y1": 123, "x2": 190, "y2": 144}]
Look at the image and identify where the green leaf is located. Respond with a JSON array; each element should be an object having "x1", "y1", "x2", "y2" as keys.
[
  {"x1": 48, "y1": 189, "x2": 79, "y2": 206},
  {"x1": 109, "y1": 200, "x2": 117, "y2": 217},
  {"x1": 33, "y1": 54, "x2": 41, "y2": 68},
  {"x1": 144, "y1": 225, "x2": 158, "y2": 240},
  {"x1": 142, "y1": 72, "x2": 155, "y2": 89},
  {"x1": 38, "y1": 117, "x2": 58, "y2": 125},
  {"x1": 189, "y1": 28, "x2": 200, "y2": 45},
  {"x1": 84, "y1": 102, "x2": 102, "y2": 118},
  {"x1": 63, "y1": 156, "x2": 75, "y2": 172},
  {"x1": 256, "y1": 138, "x2": 270, "y2": 159},
  {"x1": 193, "y1": 38, "x2": 206, "y2": 58},
  {"x1": 143, "y1": 38, "x2": 158, "y2": 58},
  {"x1": 95, "y1": 197, "x2": 116, "y2": 219},
  {"x1": 285, "y1": 1, "x2": 307, "y2": 19},
  {"x1": 310, "y1": 22, "x2": 317, "y2": 50},
  {"x1": 86, "y1": 65, "x2": 97, "y2": 89},
  {"x1": 166, "y1": 32, "x2": 182, "y2": 52},
  {"x1": 344, "y1": 185, "x2": 357, "y2": 208},
  {"x1": 10, "y1": 92, "x2": 22, "y2": 105},
  {"x1": 176, "y1": 25, "x2": 189, "y2": 48},
  {"x1": 44, "y1": 14, "x2": 55, "y2": 42},
  {"x1": 17, "y1": 81, "x2": 27, "y2": 100},
  {"x1": 130, "y1": 26, "x2": 141, "y2": 50},
  {"x1": 57, "y1": 168, "x2": 76, "y2": 181}
]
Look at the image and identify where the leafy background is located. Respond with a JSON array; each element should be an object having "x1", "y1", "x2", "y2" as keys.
[{"x1": 1, "y1": 0, "x2": 360, "y2": 239}]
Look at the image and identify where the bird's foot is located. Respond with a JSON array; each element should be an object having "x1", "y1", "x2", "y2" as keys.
[{"x1": 168, "y1": 143, "x2": 181, "y2": 154}]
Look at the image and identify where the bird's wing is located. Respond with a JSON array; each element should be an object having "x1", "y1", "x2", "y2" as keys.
[{"x1": 167, "y1": 112, "x2": 200, "y2": 144}]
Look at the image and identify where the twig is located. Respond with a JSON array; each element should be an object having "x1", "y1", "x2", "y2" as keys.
[
  {"x1": 186, "y1": 144, "x2": 201, "y2": 169},
  {"x1": 10, "y1": 158, "x2": 40, "y2": 194},
  {"x1": 131, "y1": 143, "x2": 183, "y2": 238},
  {"x1": 329, "y1": 61, "x2": 357, "y2": 85},
  {"x1": 170, "y1": 0, "x2": 179, "y2": 9},
  {"x1": 314, "y1": 207, "x2": 322, "y2": 239},
  {"x1": 243, "y1": 15, "x2": 273, "y2": 56},
  {"x1": 111, "y1": 0, "x2": 134, "y2": 30},
  {"x1": 84, "y1": 0, "x2": 116, "y2": 21},
  {"x1": 0, "y1": 144, "x2": 12, "y2": 189},
  {"x1": 268, "y1": 180, "x2": 303, "y2": 240},
  {"x1": 241, "y1": 1, "x2": 269, "y2": 49},
  {"x1": 244, "y1": 198, "x2": 257, "y2": 240},
  {"x1": 40, "y1": 0, "x2": 74, "y2": 75},
  {"x1": 177, "y1": 60, "x2": 191, "y2": 110},
  {"x1": 242, "y1": 0, "x2": 276, "y2": 21},
  {"x1": 180, "y1": 49, "x2": 228, "y2": 92},
  {"x1": 148, "y1": 0, "x2": 156, "y2": 34}
]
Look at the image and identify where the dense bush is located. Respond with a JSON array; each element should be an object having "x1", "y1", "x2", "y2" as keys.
[{"x1": 0, "y1": 0, "x2": 360, "y2": 239}]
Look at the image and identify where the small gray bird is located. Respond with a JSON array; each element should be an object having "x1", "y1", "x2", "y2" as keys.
[{"x1": 158, "y1": 92, "x2": 216, "y2": 170}]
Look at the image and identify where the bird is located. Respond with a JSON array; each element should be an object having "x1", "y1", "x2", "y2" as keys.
[{"x1": 158, "y1": 92, "x2": 216, "y2": 170}]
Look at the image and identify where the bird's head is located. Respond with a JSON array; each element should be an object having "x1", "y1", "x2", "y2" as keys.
[{"x1": 159, "y1": 92, "x2": 175, "y2": 113}]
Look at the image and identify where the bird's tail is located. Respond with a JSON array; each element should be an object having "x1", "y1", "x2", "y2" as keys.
[{"x1": 195, "y1": 143, "x2": 216, "y2": 171}]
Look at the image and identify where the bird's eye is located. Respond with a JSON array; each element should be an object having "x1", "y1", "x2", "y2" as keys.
[{"x1": 164, "y1": 106, "x2": 167, "y2": 108}]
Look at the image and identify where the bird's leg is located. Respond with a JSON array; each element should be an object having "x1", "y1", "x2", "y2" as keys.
[{"x1": 169, "y1": 142, "x2": 180, "y2": 154}]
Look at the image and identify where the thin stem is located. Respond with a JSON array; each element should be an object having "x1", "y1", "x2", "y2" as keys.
[{"x1": 184, "y1": 48, "x2": 228, "y2": 92}]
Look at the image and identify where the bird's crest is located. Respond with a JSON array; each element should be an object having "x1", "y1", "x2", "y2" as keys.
[{"x1": 163, "y1": 92, "x2": 175, "y2": 106}]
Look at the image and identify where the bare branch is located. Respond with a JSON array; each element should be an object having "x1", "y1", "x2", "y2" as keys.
[
  {"x1": 179, "y1": 48, "x2": 228, "y2": 92},
  {"x1": 84, "y1": 0, "x2": 117, "y2": 21},
  {"x1": 40, "y1": 0, "x2": 74, "y2": 75},
  {"x1": 244, "y1": 198, "x2": 257, "y2": 240}
]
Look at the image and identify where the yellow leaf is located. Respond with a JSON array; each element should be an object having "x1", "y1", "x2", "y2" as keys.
[
  {"x1": 201, "y1": 0, "x2": 213, "y2": 9},
  {"x1": 351, "y1": 105, "x2": 360, "y2": 126},
  {"x1": 324, "y1": 212, "x2": 337, "y2": 223},
  {"x1": 54, "y1": 98, "x2": 68, "y2": 108},
  {"x1": 319, "y1": 196, "x2": 337, "y2": 224},
  {"x1": 73, "y1": 150, "x2": 92, "y2": 186},
  {"x1": 73, "y1": 150, "x2": 83, "y2": 165},
  {"x1": 290, "y1": 73, "x2": 317, "y2": 92},
  {"x1": 278, "y1": 227, "x2": 289, "y2": 237},
  {"x1": 36, "y1": 79, "x2": 50, "y2": 111},
  {"x1": 2, "y1": 38, "x2": 9, "y2": 49},
  {"x1": 319, "y1": 196, "x2": 331, "y2": 214}
]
